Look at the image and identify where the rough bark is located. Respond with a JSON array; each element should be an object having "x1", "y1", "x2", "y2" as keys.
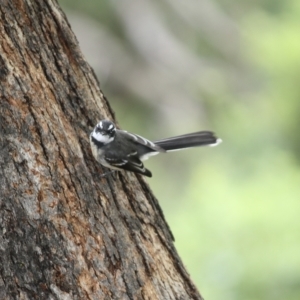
[{"x1": 0, "y1": 1, "x2": 202, "y2": 299}]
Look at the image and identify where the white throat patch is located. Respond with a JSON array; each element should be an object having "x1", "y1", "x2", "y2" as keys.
[{"x1": 92, "y1": 130, "x2": 114, "y2": 144}]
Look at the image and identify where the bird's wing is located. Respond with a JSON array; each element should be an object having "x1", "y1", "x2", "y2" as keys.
[
  {"x1": 103, "y1": 150, "x2": 152, "y2": 177},
  {"x1": 119, "y1": 130, "x2": 165, "y2": 153}
]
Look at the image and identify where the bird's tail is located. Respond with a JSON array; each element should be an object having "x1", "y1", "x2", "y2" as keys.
[{"x1": 154, "y1": 131, "x2": 221, "y2": 151}]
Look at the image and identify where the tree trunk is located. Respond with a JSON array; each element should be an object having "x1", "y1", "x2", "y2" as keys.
[{"x1": 0, "y1": 1, "x2": 202, "y2": 299}]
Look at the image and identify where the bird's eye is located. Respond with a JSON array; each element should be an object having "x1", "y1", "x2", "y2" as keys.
[
  {"x1": 95, "y1": 127, "x2": 107, "y2": 135},
  {"x1": 109, "y1": 129, "x2": 116, "y2": 136}
]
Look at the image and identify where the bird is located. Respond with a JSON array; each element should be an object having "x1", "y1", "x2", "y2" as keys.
[{"x1": 90, "y1": 120, "x2": 221, "y2": 177}]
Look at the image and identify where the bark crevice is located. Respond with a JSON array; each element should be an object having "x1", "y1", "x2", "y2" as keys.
[{"x1": 0, "y1": 1, "x2": 203, "y2": 299}]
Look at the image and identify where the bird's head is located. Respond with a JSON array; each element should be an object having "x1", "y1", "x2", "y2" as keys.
[{"x1": 91, "y1": 120, "x2": 116, "y2": 144}]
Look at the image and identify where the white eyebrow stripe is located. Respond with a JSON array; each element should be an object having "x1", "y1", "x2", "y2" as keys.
[
  {"x1": 99, "y1": 121, "x2": 103, "y2": 129},
  {"x1": 108, "y1": 124, "x2": 114, "y2": 130}
]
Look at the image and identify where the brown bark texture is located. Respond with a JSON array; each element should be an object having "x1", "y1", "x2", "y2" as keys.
[{"x1": 0, "y1": 1, "x2": 202, "y2": 299}]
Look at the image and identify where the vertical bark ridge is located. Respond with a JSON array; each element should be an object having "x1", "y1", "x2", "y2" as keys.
[{"x1": 0, "y1": 0, "x2": 202, "y2": 299}]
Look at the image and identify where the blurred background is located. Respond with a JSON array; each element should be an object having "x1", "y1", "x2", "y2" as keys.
[{"x1": 59, "y1": 0, "x2": 300, "y2": 299}]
